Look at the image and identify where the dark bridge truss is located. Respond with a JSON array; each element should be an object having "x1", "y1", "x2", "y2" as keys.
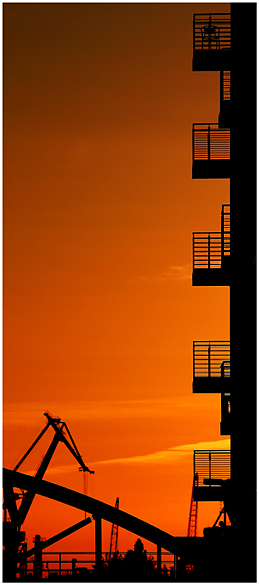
[{"x1": 3, "y1": 467, "x2": 205, "y2": 574}]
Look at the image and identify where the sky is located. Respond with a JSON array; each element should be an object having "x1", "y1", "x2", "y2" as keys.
[{"x1": 3, "y1": 2, "x2": 230, "y2": 556}]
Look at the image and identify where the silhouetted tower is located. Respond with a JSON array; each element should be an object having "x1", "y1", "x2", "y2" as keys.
[
  {"x1": 108, "y1": 497, "x2": 119, "y2": 561},
  {"x1": 191, "y1": 4, "x2": 256, "y2": 581},
  {"x1": 187, "y1": 474, "x2": 198, "y2": 537}
]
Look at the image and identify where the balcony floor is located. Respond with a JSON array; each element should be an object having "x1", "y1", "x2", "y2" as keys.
[
  {"x1": 193, "y1": 50, "x2": 231, "y2": 72},
  {"x1": 193, "y1": 377, "x2": 231, "y2": 393},
  {"x1": 192, "y1": 159, "x2": 230, "y2": 179},
  {"x1": 193, "y1": 486, "x2": 224, "y2": 501},
  {"x1": 192, "y1": 268, "x2": 230, "y2": 286}
]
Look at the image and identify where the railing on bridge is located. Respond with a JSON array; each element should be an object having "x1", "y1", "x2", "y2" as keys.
[
  {"x1": 19, "y1": 550, "x2": 175, "y2": 580},
  {"x1": 193, "y1": 341, "x2": 230, "y2": 379},
  {"x1": 193, "y1": 14, "x2": 231, "y2": 52},
  {"x1": 193, "y1": 450, "x2": 231, "y2": 488},
  {"x1": 192, "y1": 124, "x2": 230, "y2": 162}
]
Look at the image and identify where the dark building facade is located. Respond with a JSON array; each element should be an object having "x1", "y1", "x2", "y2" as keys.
[{"x1": 191, "y1": 4, "x2": 256, "y2": 581}]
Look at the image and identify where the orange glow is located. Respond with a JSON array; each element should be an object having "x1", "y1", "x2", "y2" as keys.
[{"x1": 4, "y1": 2, "x2": 230, "y2": 553}]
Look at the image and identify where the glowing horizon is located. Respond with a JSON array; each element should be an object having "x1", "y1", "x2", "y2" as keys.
[{"x1": 4, "y1": 2, "x2": 230, "y2": 552}]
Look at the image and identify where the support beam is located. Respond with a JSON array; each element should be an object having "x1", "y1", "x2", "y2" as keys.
[
  {"x1": 157, "y1": 544, "x2": 161, "y2": 575},
  {"x1": 95, "y1": 516, "x2": 102, "y2": 573},
  {"x1": 33, "y1": 535, "x2": 42, "y2": 581},
  {"x1": 26, "y1": 517, "x2": 92, "y2": 557}
]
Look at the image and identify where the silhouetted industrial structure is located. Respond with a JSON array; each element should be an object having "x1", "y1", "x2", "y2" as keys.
[
  {"x1": 108, "y1": 497, "x2": 119, "y2": 562},
  {"x1": 3, "y1": 4, "x2": 256, "y2": 582},
  {"x1": 191, "y1": 4, "x2": 256, "y2": 581},
  {"x1": 3, "y1": 413, "x2": 94, "y2": 581},
  {"x1": 187, "y1": 475, "x2": 198, "y2": 537}
]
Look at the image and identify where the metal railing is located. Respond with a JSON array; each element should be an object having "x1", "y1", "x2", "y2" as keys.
[
  {"x1": 193, "y1": 124, "x2": 230, "y2": 161},
  {"x1": 221, "y1": 71, "x2": 231, "y2": 102},
  {"x1": 221, "y1": 204, "x2": 230, "y2": 256},
  {"x1": 193, "y1": 14, "x2": 231, "y2": 52},
  {"x1": 194, "y1": 450, "x2": 231, "y2": 487},
  {"x1": 193, "y1": 232, "x2": 221, "y2": 269},
  {"x1": 193, "y1": 341, "x2": 230, "y2": 378},
  {"x1": 19, "y1": 550, "x2": 175, "y2": 579},
  {"x1": 193, "y1": 204, "x2": 230, "y2": 270}
]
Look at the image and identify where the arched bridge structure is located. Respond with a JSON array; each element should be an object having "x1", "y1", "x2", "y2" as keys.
[{"x1": 3, "y1": 467, "x2": 202, "y2": 570}]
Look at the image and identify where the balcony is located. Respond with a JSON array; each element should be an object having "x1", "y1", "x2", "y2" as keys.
[
  {"x1": 219, "y1": 71, "x2": 231, "y2": 128},
  {"x1": 220, "y1": 392, "x2": 231, "y2": 436},
  {"x1": 193, "y1": 13, "x2": 231, "y2": 71},
  {"x1": 193, "y1": 341, "x2": 230, "y2": 393},
  {"x1": 193, "y1": 450, "x2": 231, "y2": 502},
  {"x1": 192, "y1": 204, "x2": 230, "y2": 286},
  {"x1": 192, "y1": 124, "x2": 230, "y2": 179}
]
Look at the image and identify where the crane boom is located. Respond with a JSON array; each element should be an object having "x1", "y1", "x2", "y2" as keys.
[
  {"x1": 8, "y1": 412, "x2": 94, "y2": 528},
  {"x1": 13, "y1": 422, "x2": 51, "y2": 472}
]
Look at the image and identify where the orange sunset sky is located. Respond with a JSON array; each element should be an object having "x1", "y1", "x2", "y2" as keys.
[{"x1": 4, "y1": 2, "x2": 230, "y2": 554}]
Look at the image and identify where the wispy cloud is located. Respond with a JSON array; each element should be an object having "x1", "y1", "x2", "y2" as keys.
[
  {"x1": 22, "y1": 463, "x2": 80, "y2": 477},
  {"x1": 94, "y1": 438, "x2": 230, "y2": 467},
  {"x1": 3, "y1": 396, "x2": 216, "y2": 427},
  {"x1": 21, "y1": 438, "x2": 230, "y2": 476},
  {"x1": 134, "y1": 264, "x2": 191, "y2": 284}
]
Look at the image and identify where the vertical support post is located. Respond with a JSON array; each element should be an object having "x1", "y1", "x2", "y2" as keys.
[
  {"x1": 208, "y1": 343, "x2": 211, "y2": 377},
  {"x1": 208, "y1": 234, "x2": 211, "y2": 268},
  {"x1": 174, "y1": 555, "x2": 178, "y2": 579},
  {"x1": 33, "y1": 535, "x2": 42, "y2": 581},
  {"x1": 72, "y1": 558, "x2": 77, "y2": 577},
  {"x1": 208, "y1": 125, "x2": 211, "y2": 160},
  {"x1": 23, "y1": 543, "x2": 28, "y2": 579},
  {"x1": 95, "y1": 516, "x2": 102, "y2": 574},
  {"x1": 157, "y1": 544, "x2": 161, "y2": 576},
  {"x1": 208, "y1": 18, "x2": 211, "y2": 51},
  {"x1": 59, "y1": 553, "x2": 62, "y2": 577},
  {"x1": 20, "y1": 543, "x2": 27, "y2": 580}
]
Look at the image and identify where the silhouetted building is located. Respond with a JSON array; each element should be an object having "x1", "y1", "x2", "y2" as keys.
[{"x1": 191, "y1": 4, "x2": 256, "y2": 581}]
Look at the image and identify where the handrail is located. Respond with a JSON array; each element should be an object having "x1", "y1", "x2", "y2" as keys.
[
  {"x1": 222, "y1": 71, "x2": 231, "y2": 101},
  {"x1": 193, "y1": 450, "x2": 231, "y2": 487},
  {"x1": 221, "y1": 204, "x2": 230, "y2": 256},
  {"x1": 192, "y1": 124, "x2": 230, "y2": 162},
  {"x1": 193, "y1": 232, "x2": 221, "y2": 269},
  {"x1": 193, "y1": 205, "x2": 230, "y2": 270},
  {"x1": 21, "y1": 550, "x2": 175, "y2": 578},
  {"x1": 193, "y1": 341, "x2": 230, "y2": 378},
  {"x1": 193, "y1": 14, "x2": 231, "y2": 52}
]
